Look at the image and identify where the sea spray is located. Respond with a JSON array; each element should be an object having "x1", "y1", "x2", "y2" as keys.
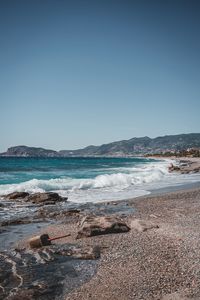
[{"x1": 0, "y1": 157, "x2": 200, "y2": 203}]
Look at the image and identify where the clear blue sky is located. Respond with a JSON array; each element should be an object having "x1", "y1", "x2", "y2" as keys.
[{"x1": 0, "y1": 0, "x2": 200, "y2": 152}]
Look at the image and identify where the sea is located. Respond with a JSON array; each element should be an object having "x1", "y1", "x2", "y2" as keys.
[
  {"x1": 1, "y1": 156, "x2": 200, "y2": 249},
  {"x1": 1, "y1": 156, "x2": 200, "y2": 203}
]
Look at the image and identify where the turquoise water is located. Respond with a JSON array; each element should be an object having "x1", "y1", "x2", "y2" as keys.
[
  {"x1": 0, "y1": 157, "x2": 200, "y2": 203},
  {"x1": 0, "y1": 157, "x2": 155, "y2": 184}
]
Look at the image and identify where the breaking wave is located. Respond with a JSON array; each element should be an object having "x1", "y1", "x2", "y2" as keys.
[
  {"x1": 0, "y1": 160, "x2": 169, "y2": 195},
  {"x1": 1, "y1": 158, "x2": 200, "y2": 203}
]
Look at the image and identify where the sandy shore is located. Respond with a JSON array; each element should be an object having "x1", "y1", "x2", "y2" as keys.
[{"x1": 14, "y1": 185, "x2": 200, "y2": 300}]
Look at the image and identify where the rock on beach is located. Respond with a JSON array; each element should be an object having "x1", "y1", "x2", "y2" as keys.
[
  {"x1": 5, "y1": 191, "x2": 30, "y2": 200},
  {"x1": 77, "y1": 215, "x2": 130, "y2": 239},
  {"x1": 27, "y1": 192, "x2": 65, "y2": 205},
  {"x1": 4, "y1": 191, "x2": 67, "y2": 205},
  {"x1": 130, "y1": 218, "x2": 159, "y2": 232}
]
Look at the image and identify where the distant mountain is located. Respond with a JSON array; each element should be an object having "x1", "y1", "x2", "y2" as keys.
[
  {"x1": 1, "y1": 133, "x2": 200, "y2": 157},
  {"x1": 0, "y1": 146, "x2": 59, "y2": 157}
]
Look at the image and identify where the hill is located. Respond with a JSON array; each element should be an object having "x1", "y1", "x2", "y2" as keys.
[
  {"x1": 0, "y1": 146, "x2": 59, "y2": 157},
  {"x1": 1, "y1": 133, "x2": 200, "y2": 157}
]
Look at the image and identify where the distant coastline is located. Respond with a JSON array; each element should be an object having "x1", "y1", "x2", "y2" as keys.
[{"x1": 1, "y1": 133, "x2": 200, "y2": 157}]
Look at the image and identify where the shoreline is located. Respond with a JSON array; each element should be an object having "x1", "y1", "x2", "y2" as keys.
[
  {"x1": 2, "y1": 184, "x2": 199, "y2": 299},
  {"x1": 0, "y1": 156, "x2": 199, "y2": 203},
  {"x1": 1, "y1": 158, "x2": 200, "y2": 299},
  {"x1": 1, "y1": 182, "x2": 200, "y2": 252}
]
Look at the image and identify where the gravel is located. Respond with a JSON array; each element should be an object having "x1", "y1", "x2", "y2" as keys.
[
  {"x1": 64, "y1": 187, "x2": 200, "y2": 300},
  {"x1": 14, "y1": 187, "x2": 200, "y2": 299}
]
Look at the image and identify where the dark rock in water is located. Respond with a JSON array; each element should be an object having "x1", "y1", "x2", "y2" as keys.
[
  {"x1": 77, "y1": 215, "x2": 130, "y2": 239},
  {"x1": 0, "y1": 215, "x2": 49, "y2": 227},
  {"x1": 0, "y1": 217, "x2": 38, "y2": 227},
  {"x1": 38, "y1": 207, "x2": 81, "y2": 220},
  {"x1": 0, "y1": 244, "x2": 99, "y2": 299},
  {"x1": 4, "y1": 192, "x2": 66, "y2": 205},
  {"x1": 168, "y1": 163, "x2": 181, "y2": 172},
  {"x1": 0, "y1": 227, "x2": 7, "y2": 233},
  {"x1": 27, "y1": 192, "x2": 66, "y2": 205},
  {"x1": 5, "y1": 192, "x2": 30, "y2": 200}
]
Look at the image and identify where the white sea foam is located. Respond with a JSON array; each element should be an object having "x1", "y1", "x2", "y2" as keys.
[{"x1": 0, "y1": 159, "x2": 200, "y2": 203}]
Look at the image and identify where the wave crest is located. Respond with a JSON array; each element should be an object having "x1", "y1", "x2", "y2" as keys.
[{"x1": 0, "y1": 162, "x2": 169, "y2": 196}]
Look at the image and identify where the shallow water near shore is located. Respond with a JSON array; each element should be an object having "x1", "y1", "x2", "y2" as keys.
[
  {"x1": 1, "y1": 184, "x2": 200, "y2": 299},
  {"x1": 1, "y1": 156, "x2": 200, "y2": 205},
  {"x1": 0, "y1": 198, "x2": 134, "y2": 252},
  {"x1": 0, "y1": 221, "x2": 50, "y2": 251},
  {"x1": 1, "y1": 157, "x2": 200, "y2": 225}
]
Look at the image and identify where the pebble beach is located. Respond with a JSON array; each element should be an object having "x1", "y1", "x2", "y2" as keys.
[
  {"x1": 13, "y1": 185, "x2": 200, "y2": 300},
  {"x1": 58, "y1": 186, "x2": 200, "y2": 299}
]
